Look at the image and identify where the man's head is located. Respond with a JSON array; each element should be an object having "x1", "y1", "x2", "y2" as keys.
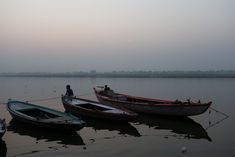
[{"x1": 66, "y1": 85, "x2": 71, "y2": 89}]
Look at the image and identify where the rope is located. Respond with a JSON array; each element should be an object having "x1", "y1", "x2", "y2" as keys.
[
  {"x1": 27, "y1": 96, "x2": 61, "y2": 102},
  {"x1": 0, "y1": 92, "x2": 94, "y2": 104},
  {"x1": 205, "y1": 106, "x2": 229, "y2": 130},
  {"x1": 25, "y1": 91, "x2": 94, "y2": 103},
  {"x1": 209, "y1": 107, "x2": 229, "y2": 118},
  {"x1": 205, "y1": 116, "x2": 228, "y2": 130},
  {"x1": 74, "y1": 92, "x2": 94, "y2": 98}
]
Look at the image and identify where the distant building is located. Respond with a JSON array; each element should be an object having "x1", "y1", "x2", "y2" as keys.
[
  {"x1": 89, "y1": 70, "x2": 97, "y2": 76},
  {"x1": 90, "y1": 70, "x2": 96, "y2": 74}
]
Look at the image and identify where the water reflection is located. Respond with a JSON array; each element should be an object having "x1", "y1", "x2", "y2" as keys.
[
  {"x1": 7, "y1": 119, "x2": 85, "y2": 146},
  {"x1": 0, "y1": 140, "x2": 7, "y2": 157},
  {"x1": 134, "y1": 115, "x2": 212, "y2": 141},
  {"x1": 84, "y1": 118, "x2": 141, "y2": 137}
]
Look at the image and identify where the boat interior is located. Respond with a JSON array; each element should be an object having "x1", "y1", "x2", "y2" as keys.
[
  {"x1": 76, "y1": 103, "x2": 111, "y2": 111},
  {"x1": 102, "y1": 92, "x2": 172, "y2": 104},
  {"x1": 20, "y1": 108, "x2": 61, "y2": 119},
  {"x1": 68, "y1": 98, "x2": 114, "y2": 111}
]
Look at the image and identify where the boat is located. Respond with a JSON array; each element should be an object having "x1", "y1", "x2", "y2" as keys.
[
  {"x1": 7, "y1": 99, "x2": 85, "y2": 131},
  {"x1": 61, "y1": 96, "x2": 138, "y2": 121},
  {"x1": 94, "y1": 87, "x2": 212, "y2": 116},
  {"x1": 0, "y1": 119, "x2": 6, "y2": 139}
]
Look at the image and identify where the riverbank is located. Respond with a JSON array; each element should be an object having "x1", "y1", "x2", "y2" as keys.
[{"x1": 1, "y1": 70, "x2": 235, "y2": 78}]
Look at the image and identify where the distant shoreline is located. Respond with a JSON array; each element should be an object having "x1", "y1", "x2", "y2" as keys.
[{"x1": 1, "y1": 71, "x2": 235, "y2": 78}]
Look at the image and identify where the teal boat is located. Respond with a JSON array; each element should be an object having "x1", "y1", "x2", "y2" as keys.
[{"x1": 7, "y1": 100, "x2": 85, "y2": 131}]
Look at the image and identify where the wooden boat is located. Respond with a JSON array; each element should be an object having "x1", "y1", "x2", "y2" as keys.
[
  {"x1": 94, "y1": 87, "x2": 212, "y2": 116},
  {"x1": 0, "y1": 119, "x2": 6, "y2": 139},
  {"x1": 61, "y1": 96, "x2": 138, "y2": 121},
  {"x1": 7, "y1": 99, "x2": 85, "y2": 131}
]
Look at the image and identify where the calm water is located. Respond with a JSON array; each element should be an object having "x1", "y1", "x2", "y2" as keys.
[{"x1": 0, "y1": 77, "x2": 234, "y2": 157}]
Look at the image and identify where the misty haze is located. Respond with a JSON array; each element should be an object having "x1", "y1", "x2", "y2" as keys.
[
  {"x1": 0, "y1": 0, "x2": 235, "y2": 73},
  {"x1": 1, "y1": 1, "x2": 235, "y2": 157}
]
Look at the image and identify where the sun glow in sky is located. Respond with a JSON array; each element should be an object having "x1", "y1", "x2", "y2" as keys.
[{"x1": 0, "y1": 0, "x2": 235, "y2": 72}]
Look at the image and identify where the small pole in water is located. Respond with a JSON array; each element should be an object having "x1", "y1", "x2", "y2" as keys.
[{"x1": 181, "y1": 146, "x2": 187, "y2": 154}]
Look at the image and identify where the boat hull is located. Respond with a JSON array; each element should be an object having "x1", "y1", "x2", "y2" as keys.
[
  {"x1": 8, "y1": 111, "x2": 85, "y2": 131},
  {"x1": 7, "y1": 100, "x2": 85, "y2": 131},
  {"x1": 62, "y1": 96, "x2": 137, "y2": 121},
  {"x1": 94, "y1": 88, "x2": 211, "y2": 116}
]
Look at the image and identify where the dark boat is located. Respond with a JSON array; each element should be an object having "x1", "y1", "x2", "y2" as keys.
[
  {"x1": 94, "y1": 87, "x2": 212, "y2": 116},
  {"x1": 7, "y1": 119, "x2": 85, "y2": 146},
  {"x1": 62, "y1": 96, "x2": 137, "y2": 121},
  {"x1": 7, "y1": 99, "x2": 85, "y2": 131},
  {"x1": 134, "y1": 115, "x2": 211, "y2": 141},
  {"x1": 0, "y1": 119, "x2": 6, "y2": 139}
]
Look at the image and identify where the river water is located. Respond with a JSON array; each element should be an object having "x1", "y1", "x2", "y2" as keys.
[{"x1": 0, "y1": 77, "x2": 234, "y2": 157}]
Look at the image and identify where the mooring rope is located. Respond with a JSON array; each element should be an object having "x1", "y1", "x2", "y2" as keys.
[
  {"x1": 26, "y1": 96, "x2": 61, "y2": 102},
  {"x1": 74, "y1": 92, "x2": 94, "y2": 97},
  {"x1": 205, "y1": 115, "x2": 228, "y2": 130},
  {"x1": 27, "y1": 91, "x2": 94, "y2": 102},
  {"x1": 205, "y1": 106, "x2": 229, "y2": 130},
  {"x1": 0, "y1": 91, "x2": 94, "y2": 104},
  {"x1": 209, "y1": 106, "x2": 229, "y2": 118}
]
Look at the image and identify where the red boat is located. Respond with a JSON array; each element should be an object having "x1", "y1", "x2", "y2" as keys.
[{"x1": 94, "y1": 87, "x2": 212, "y2": 116}]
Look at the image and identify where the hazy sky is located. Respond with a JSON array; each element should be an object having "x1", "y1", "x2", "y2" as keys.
[{"x1": 0, "y1": 0, "x2": 235, "y2": 72}]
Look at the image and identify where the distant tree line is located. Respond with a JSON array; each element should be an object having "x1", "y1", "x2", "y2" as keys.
[{"x1": 1, "y1": 70, "x2": 235, "y2": 78}]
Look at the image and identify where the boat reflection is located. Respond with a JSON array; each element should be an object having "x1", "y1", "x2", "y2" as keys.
[
  {"x1": 0, "y1": 140, "x2": 7, "y2": 157},
  {"x1": 134, "y1": 115, "x2": 212, "y2": 141},
  {"x1": 7, "y1": 119, "x2": 85, "y2": 146},
  {"x1": 84, "y1": 118, "x2": 141, "y2": 137}
]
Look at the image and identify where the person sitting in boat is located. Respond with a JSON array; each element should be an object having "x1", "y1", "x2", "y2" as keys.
[
  {"x1": 104, "y1": 85, "x2": 110, "y2": 92},
  {"x1": 175, "y1": 99, "x2": 182, "y2": 104},
  {"x1": 0, "y1": 118, "x2": 5, "y2": 124},
  {"x1": 103, "y1": 85, "x2": 114, "y2": 96},
  {"x1": 65, "y1": 85, "x2": 74, "y2": 97}
]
